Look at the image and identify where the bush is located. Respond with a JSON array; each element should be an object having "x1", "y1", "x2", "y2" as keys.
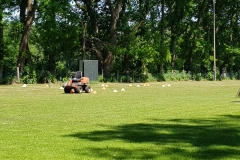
[
  {"x1": 55, "y1": 61, "x2": 67, "y2": 79},
  {"x1": 36, "y1": 70, "x2": 58, "y2": 83},
  {"x1": 110, "y1": 73, "x2": 118, "y2": 82},
  {"x1": 0, "y1": 76, "x2": 13, "y2": 84},
  {"x1": 156, "y1": 73, "x2": 165, "y2": 82},
  {"x1": 205, "y1": 71, "x2": 214, "y2": 81},
  {"x1": 195, "y1": 73, "x2": 203, "y2": 81},
  {"x1": 98, "y1": 75, "x2": 103, "y2": 82},
  {"x1": 235, "y1": 71, "x2": 240, "y2": 80},
  {"x1": 21, "y1": 65, "x2": 37, "y2": 84},
  {"x1": 144, "y1": 73, "x2": 157, "y2": 82},
  {"x1": 121, "y1": 75, "x2": 132, "y2": 83},
  {"x1": 98, "y1": 75, "x2": 108, "y2": 83},
  {"x1": 43, "y1": 71, "x2": 57, "y2": 83}
]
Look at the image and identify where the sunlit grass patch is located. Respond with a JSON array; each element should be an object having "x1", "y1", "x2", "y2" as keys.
[{"x1": 1, "y1": 81, "x2": 240, "y2": 159}]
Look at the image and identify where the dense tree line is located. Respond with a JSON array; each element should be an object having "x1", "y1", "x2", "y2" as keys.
[{"x1": 0, "y1": 0, "x2": 240, "y2": 84}]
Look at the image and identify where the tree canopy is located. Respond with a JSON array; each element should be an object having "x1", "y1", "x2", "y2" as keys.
[{"x1": 0, "y1": 0, "x2": 240, "y2": 83}]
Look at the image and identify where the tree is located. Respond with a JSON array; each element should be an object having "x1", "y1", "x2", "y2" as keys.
[
  {"x1": 17, "y1": 0, "x2": 38, "y2": 72},
  {"x1": 0, "y1": 1, "x2": 4, "y2": 78},
  {"x1": 74, "y1": 0, "x2": 123, "y2": 76},
  {"x1": 1, "y1": 0, "x2": 240, "y2": 82},
  {"x1": 0, "y1": 0, "x2": 18, "y2": 79},
  {"x1": 35, "y1": 0, "x2": 81, "y2": 76}
]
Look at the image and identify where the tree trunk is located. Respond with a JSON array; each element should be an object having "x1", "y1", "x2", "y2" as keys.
[
  {"x1": 161, "y1": 0, "x2": 165, "y2": 39},
  {"x1": 82, "y1": 23, "x2": 87, "y2": 60},
  {"x1": 104, "y1": 0, "x2": 123, "y2": 76},
  {"x1": 48, "y1": 53, "x2": 55, "y2": 74},
  {"x1": 75, "y1": 0, "x2": 123, "y2": 76},
  {"x1": 168, "y1": 1, "x2": 185, "y2": 73},
  {"x1": 122, "y1": 53, "x2": 130, "y2": 74},
  {"x1": 0, "y1": 3, "x2": 3, "y2": 78},
  {"x1": 80, "y1": 0, "x2": 99, "y2": 36},
  {"x1": 17, "y1": 0, "x2": 38, "y2": 72},
  {"x1": 187, "y1": 0, "x2": 207, "y2": 72},
  {"x1": 170, "y1": 36, "x2": 176, "y2": 72},
  {"x1": 159, "y1": 0, "x2": 165, "y2": 74},
  {"x1": 103, "y1": 51, "x2": 114, "y2": 76}
]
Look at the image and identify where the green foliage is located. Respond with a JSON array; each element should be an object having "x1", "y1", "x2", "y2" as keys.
[
  {"x1": 98, "y1": 75, "x2": 104, "y2": 83},
  {"x1": 61, "y1": 77, "x2": 68, "y2": 82},
  {"x1": 100, "y1": 71, "x2": 197, "y2": 83},
  {"x1": 1, "y1": 20, "x2": 20, "y2": 80},
  {"x1": 21, "y1": 66, "x2": 58, "y2": 84},
  {"x1": 55, "y1": 61, "x2": 67, "y2": 79},
  {"x1": 205, "y1": 71, "x2": 214, "y2": 81},
  {"x1": 21, "y1": 65, "x2": 37, "y2": 84},
  {"x1": 1, "y1": 0, "x2": 240, "y2": 84},
  {"x1": 38, "y1": 70, "x2": 57, "y2": 83},
  {"x1": 0, "y1": 76, "x2": 13, "y2": 84},
  {"x1": 141, "y1": 73, "x2": 157, "y2": 82},
  {"x1": 129, "y1": 37, "x2": 158, "y2": 64},
  {"x1": 162, "y1": 70, "x2": 191, "y2": 81},
  {"x1": 234, "y1": 72, "x2": 240, "y2": 80},
  {"x1": 195, "y1": 73, "x2": 203, "y2": 81},
  {"x1": 121, "y1": 75, "x2": 133, "y2": 83},
  {"x1": 156, "y1": 73, "x2": 166, "y2": 82}
]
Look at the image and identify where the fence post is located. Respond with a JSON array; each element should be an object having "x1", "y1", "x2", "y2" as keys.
[{"x1": 17, "y1": 67, "x2": 20, "y2": 83}]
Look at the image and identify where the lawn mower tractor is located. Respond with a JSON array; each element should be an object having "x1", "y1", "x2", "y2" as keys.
[{"x1": 63, "y1": 71, "x2": 91, "y2": 94}]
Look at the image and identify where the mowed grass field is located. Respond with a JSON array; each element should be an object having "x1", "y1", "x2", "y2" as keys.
[{"x1": 0, "y1": 81, "x2": 240, "y2": 160}]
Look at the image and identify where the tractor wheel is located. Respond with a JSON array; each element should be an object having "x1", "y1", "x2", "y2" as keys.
[
  {"x1": 85, "y1": 85, "x2": 91, "y2": 93},
  {"x1": 64, "y1": 88, "x2": 71, "y2": 93},
  {"x1": 75, "y1": 86, "x2": 83, "y2": 93}
]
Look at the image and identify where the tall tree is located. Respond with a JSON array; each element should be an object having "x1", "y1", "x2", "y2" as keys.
[
  {"x1": 17, "y1": 0, "x2": 38, "y2": 72},
  {"x1": 74, "y1": 0, "x2": 123, "y2": 76},
  {"x1": 36, "y1": 0, "x2": 81, "y2": 75},
  {"x1": 178, "y1": 0, "x2": 209, "y2": 73},
  {"x1": 159, "y1": 0, "x2": 166, "y2": 74},
  {"x1": 0, "y1": 1, "x2": 4, "y2": 78},
  {"x1": 0, "y1": 0, "x2": 13, "y2": 78},
  {"x1": 165, "y1": 0, "x2": 188, "y2": 72}
]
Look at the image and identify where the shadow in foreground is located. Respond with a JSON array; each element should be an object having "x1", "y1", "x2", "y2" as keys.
[{"x1": 65, "y1": 115, "x2": 240, "y2": 159}]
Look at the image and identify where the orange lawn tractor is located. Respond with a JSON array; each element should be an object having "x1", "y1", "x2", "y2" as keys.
[{"x1": 63, "y1": 71, "x2": 91, "y2": 94}]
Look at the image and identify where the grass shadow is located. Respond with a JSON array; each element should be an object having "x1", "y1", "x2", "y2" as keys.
[
  {"x1": 232, "y1": 101, "x2": 240, "y2": 104},
  {"x1": 65, "y1": 115, "x2": 240, "y2": 159}
]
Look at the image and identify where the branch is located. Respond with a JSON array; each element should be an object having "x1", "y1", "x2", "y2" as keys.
[
  {"x1": 106, "y1": 0, "x2": 114, "y2": 16},
  {"x1": 134, "y1": 20, "x2": 145, "y2": 32},
  {"x1": 92, "y1": 47, "x2": 103, "y2": 64},
  {"x1": 74, "y1": 0, "x2": 85, "y2": 10},
  {"x1": 106, "y1": 0, "x2": 123, "y2": 19},
  {"x1": 90, "y1": 36, "x2": 109, "y2": 48}
]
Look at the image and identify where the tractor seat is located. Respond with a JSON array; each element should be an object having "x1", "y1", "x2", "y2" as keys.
[
  {"x1": 75, "y1": 71, "x2": 82, "y2": 79},
  {"x1": 72, "y1": 78, "x2": 83, "y2": 82},
  {"x1": 72, "y1": 71, "x2": 83, "y2": 82}
]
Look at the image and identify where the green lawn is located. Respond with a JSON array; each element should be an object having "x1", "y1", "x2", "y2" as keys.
[{"x1": 0, "y1": 81, "x2": 240, "y2": 160}]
